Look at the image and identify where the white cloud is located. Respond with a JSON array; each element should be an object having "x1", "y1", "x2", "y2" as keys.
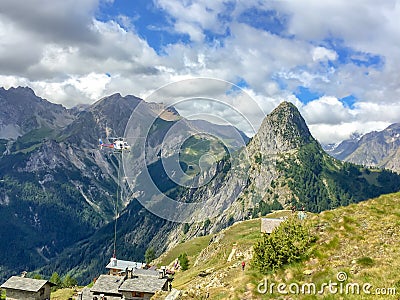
[
  {"x1": 155, "y1": 0, "x2": 229, "y2": 41},
  {"x1": 309, "y1": 121, "x2": 391, "y2": 145},
  {"x1": 0, "y1": 0, "x2": 399, "y2": 145},
  {"x1": 302, "y1": 96, "x2": 400, "y2": 144},
  {"x1": 301, "y1": 97, "x2": 353, "y2": 125},
  {"x1": 312, "y1": 47, "x2": 338, "y2": 62}
]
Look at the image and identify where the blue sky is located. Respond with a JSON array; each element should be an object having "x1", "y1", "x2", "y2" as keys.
[{"x1": 0, "y1": 0, "x2": 399, "y2": 143}]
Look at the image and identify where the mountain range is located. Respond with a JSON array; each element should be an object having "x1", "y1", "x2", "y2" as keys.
[
  {"x1": 325, "y1": 124, "x2": 400, "y2": 173},
  {"x1": 0, "y1": 86, "x2": 399, "y2": 284}
]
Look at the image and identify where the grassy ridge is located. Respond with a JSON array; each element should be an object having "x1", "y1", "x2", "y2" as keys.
[{"x1": 160, "y1": 193, "x2": 400, "y2": 299}]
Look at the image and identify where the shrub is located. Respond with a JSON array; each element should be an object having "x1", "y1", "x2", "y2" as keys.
[
  {"x1": 203, "y1": 218, "x2": 211, "y2": 229},
  {"x1": 183, "y1": 223, "x2": 190, "y2": 234},
  {"x1": 178, "y1": 253, "x2": 189, "y2": 271},
  {"x1": 62, "y1": 274, "x2": 78, "y2": 288},
  {"x1": 50, "y1": 272, "x2": 62, "y2": 291},
  {"x1": 145, "y1": 247, "x2": 156, "y2": 264},
  {"x1": 356, "y1": 256, "x2": 374, "y2": 267},
  {"x1": 252, "y1": 217, "x2": 315, "y2": 274}
]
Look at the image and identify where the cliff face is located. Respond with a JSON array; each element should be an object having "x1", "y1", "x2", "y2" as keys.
[
  {"x1": 172, "y1": 102, "x2": 400, "y2": 243},
  {"x1": 1, "y1": 87, "x2": 399, "y2": 285},
  {"x1": 326, "y1": 123, "x2": 400, "y2": 173},
  {"x1": 0, "y1": 87, "x2": 249, "y2": 283},
  {"x1": 0, "y1": 87, "x2": 74, "y2": 140}
]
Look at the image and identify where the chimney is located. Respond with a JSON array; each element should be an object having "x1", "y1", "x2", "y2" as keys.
[
  {"x1": 110, "y1": 257, "x2": 117, "y2": 267},
  {"x1": 127, "y1": 267, "x2": 133, "y2": 279},
  {"x1": 159, "y1": 266, "x2": 166, "y2": 278}
]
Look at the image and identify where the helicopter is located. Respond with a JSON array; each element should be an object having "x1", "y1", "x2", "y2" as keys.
[{"x1": 99, "y1": 137, "x2": 131, "y2": 152}]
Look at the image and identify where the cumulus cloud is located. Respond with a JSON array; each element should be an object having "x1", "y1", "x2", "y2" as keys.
[
  {"x1": 301, "y1": 97, "x2": 353, "y2": 125},
  {"x1": 154, "y1": 0, "x2": 229, "y2": 41},
  {"x1": 0, "y1": 0, "x2": 399, "y2": 144},
  {"x1": 308, "y1": 121, "x2": 391, "y2": 145},
  {"x1": 312, "y1": 47, "x2": 338, "y2": 62},
  {"x1": 301, "y1": 96, "x2": 400, "y2": 143},
  {"x1": 0, "y1": 0, "x2": 98, "y2": 44}
]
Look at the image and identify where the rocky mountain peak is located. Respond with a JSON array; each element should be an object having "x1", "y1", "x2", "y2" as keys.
[
  {"x1": 86, "y1": 93, "x2": 143, "y2": 137},
  {"x1": 0, "y1": 86, "x2": 73, "y2": 139},
  {"x1": 251, "y1": 101, "x2": 314, "y2": 154},
  {"x1": 91, "y1": 93, "x2": 142, "y2": 112}
]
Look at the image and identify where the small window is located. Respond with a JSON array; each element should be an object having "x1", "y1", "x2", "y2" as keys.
[
  {"x1": 132, "y1": 291, "x2": 144, "y2": 297},
  {"x1": 40, "y1": 288, "x2": 45, "y2": 296}
]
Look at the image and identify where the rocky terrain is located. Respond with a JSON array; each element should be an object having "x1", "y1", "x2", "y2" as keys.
[
  {"x1": 0, "y1": 86, "x2": 399, "y2": 285},
  {"x1": 155, "y1": 192, "x2": 400, "y2": 299},
  {"x1": 325, "y1": 123, "x2": 400, "y2": 173}
]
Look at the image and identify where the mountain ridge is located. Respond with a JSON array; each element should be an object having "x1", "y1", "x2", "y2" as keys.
[
  {"x1": 0, "y1": 87, "x2": 399, "y2": 286},
  {"x1": 0, "y1": 87, "x2": 74, "y2": 140},
  {"x1": 326, "y1": 123, "x2": 400, "y2": 173}
]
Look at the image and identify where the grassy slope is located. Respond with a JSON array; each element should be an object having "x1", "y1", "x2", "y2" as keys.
[
  {"x1": 158, "y1": 194, "x2": 400, "y2": 299},
  {"x1": 51, "y1": 288, "x2": 75, "y2": 300}
]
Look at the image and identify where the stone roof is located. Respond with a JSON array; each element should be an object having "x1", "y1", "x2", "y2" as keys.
[
  {"x1": 80, "y1": 287, "x2": 121, "y2": 300},
  {"x1": 260, "y1": 218, "x2": 285, "y2": 234},
  {"x1": 132, "y1": 269, "x2": 160, "y2": 277},
  {"x1": 90, "y1": 275, "x2": 124, "y2": 295},
  {"x1": 105, "y1": 258, "x2": 144, "y2": 271},
  {"x1": 119, "y1": 277, "x2": 168, "y2": 294},
  {"x1": 1, "y1": 276, "x2": 53, "y2": 292}
]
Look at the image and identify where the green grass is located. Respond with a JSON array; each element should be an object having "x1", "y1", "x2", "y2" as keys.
[
  {"x1": 0, "y1": 289, "x2": 6, "y2": 300},
  {"x1": 11, "y1": 127, "x2": 55, "y2": 153},
  {"x1": 51, "y1": 288, "x2": 76, "y2": 300},
  {"x1": 161, "y1": 192, "x2": 400, "y2": 299},
  {"x1": 179, "y1": 134, "x2": 227, "y2": 177},
  {"x1": 158, "y1": 235, "x2": 213, "y2": 268},
  {"x1": 356, "y1": 256, "x2": 375, "y2": 267}
]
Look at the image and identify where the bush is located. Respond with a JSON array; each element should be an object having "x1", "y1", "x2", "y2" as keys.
[
  {"x1": 145, "y1": 247, "x2": 156, "y2": 264},
  {"x1": 183, "y1": 223, "x2": 190, "y2": 234},
  {"x1": 252, "y1": 217, "x2": 315, "y2": 274},
  {"x1": 50, "y1": 272, "x2": 62, "y2": 291},
  {"x1": 356, "y1": 256, "x2": 374, "y2": 267},
  {"x1": 203, "y1": 218, "x2": 211, "y2": 229},
  {"x1": 178, "y1": 253, "x2": 189, "y2": 271},
  {"x1": 62, "y1": 274, "x2": 78, "y2": 288}
]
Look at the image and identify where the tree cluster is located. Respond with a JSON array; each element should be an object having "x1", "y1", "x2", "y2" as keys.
[{"x1": 252, "y1": 217, "x2": 315, "y2": 274}]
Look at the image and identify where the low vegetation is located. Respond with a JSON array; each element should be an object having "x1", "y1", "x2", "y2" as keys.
[
  {"x1": 50, "y1": 288, "x2": 76, "y2": 300},
  {"x1": 158, "y1": 193, "x2": 400, "y2": 299},
  {"x1": 252, "y1": 217, "x2": 315, "y2": 273},
  {"x1": 277, "y1": 142, "x2": 400, "y2": 212},
  {"x1": 145, "y1": 247, "x2": 156, "y2": 264},
  {"x1": 178, "y1": 253, "x2": 189, "y2": 271}
]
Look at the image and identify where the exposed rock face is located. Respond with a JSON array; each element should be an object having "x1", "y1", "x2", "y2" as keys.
[
  {"x1": 0, "y1": 87, "x2": 74, "y2": 139},
  {"x1": 326, "y1": 123, "x2": 400, "y2": 173},
  {"x1": 179, "y1": 102, "x2": 400, "y2": 240},
  {"x1": 0, "y1": 87, "x2": 249, "y2": 283},
  {"x1": 250, "y1": 101, "x2": 313, "y2": 154},
  {"x1": 1, "y1": 87, "x2": 399, "y2": 285}
]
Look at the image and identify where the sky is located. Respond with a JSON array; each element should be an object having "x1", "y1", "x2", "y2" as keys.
[{"x1": 1, "y1": 0, "x2": 400, "y2": 144}]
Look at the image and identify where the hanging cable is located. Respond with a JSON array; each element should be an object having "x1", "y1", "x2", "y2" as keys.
[{"x1": 109, "y1": 152, "x2": 121, "y2": 258}]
